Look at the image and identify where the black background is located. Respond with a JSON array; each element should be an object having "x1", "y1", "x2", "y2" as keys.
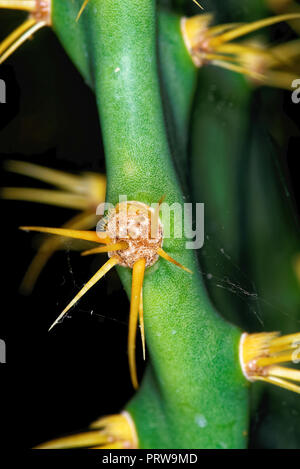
[{"x1": 0, "y1": 12, "x2": 300, "y2": 451}]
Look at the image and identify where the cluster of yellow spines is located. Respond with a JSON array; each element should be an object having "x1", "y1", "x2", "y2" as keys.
[
  {"x1": 1, "y1": 0, "x2": 300, "y2": 450},
  {"x1": 240, "y1": 332, "x2": 300, "y2": 394},
  {"x1": 20, "y1": 199, "x2": 192, "y2": 389},
  {"x1": 0, "y1": 0, "x2": 51, "y2": 65},
  {"x1": 1, "y1": 160, "x2": 106, "y2": 293},
  {"x1": 181, "y1": 12, "x2": 300, "y2": 89},
  {"x1": 1, "y1": 162, "x2": 191, "y2": 390},
  {"x1": 35, "y1": 412, "x2": 138, "y2": 449}
]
